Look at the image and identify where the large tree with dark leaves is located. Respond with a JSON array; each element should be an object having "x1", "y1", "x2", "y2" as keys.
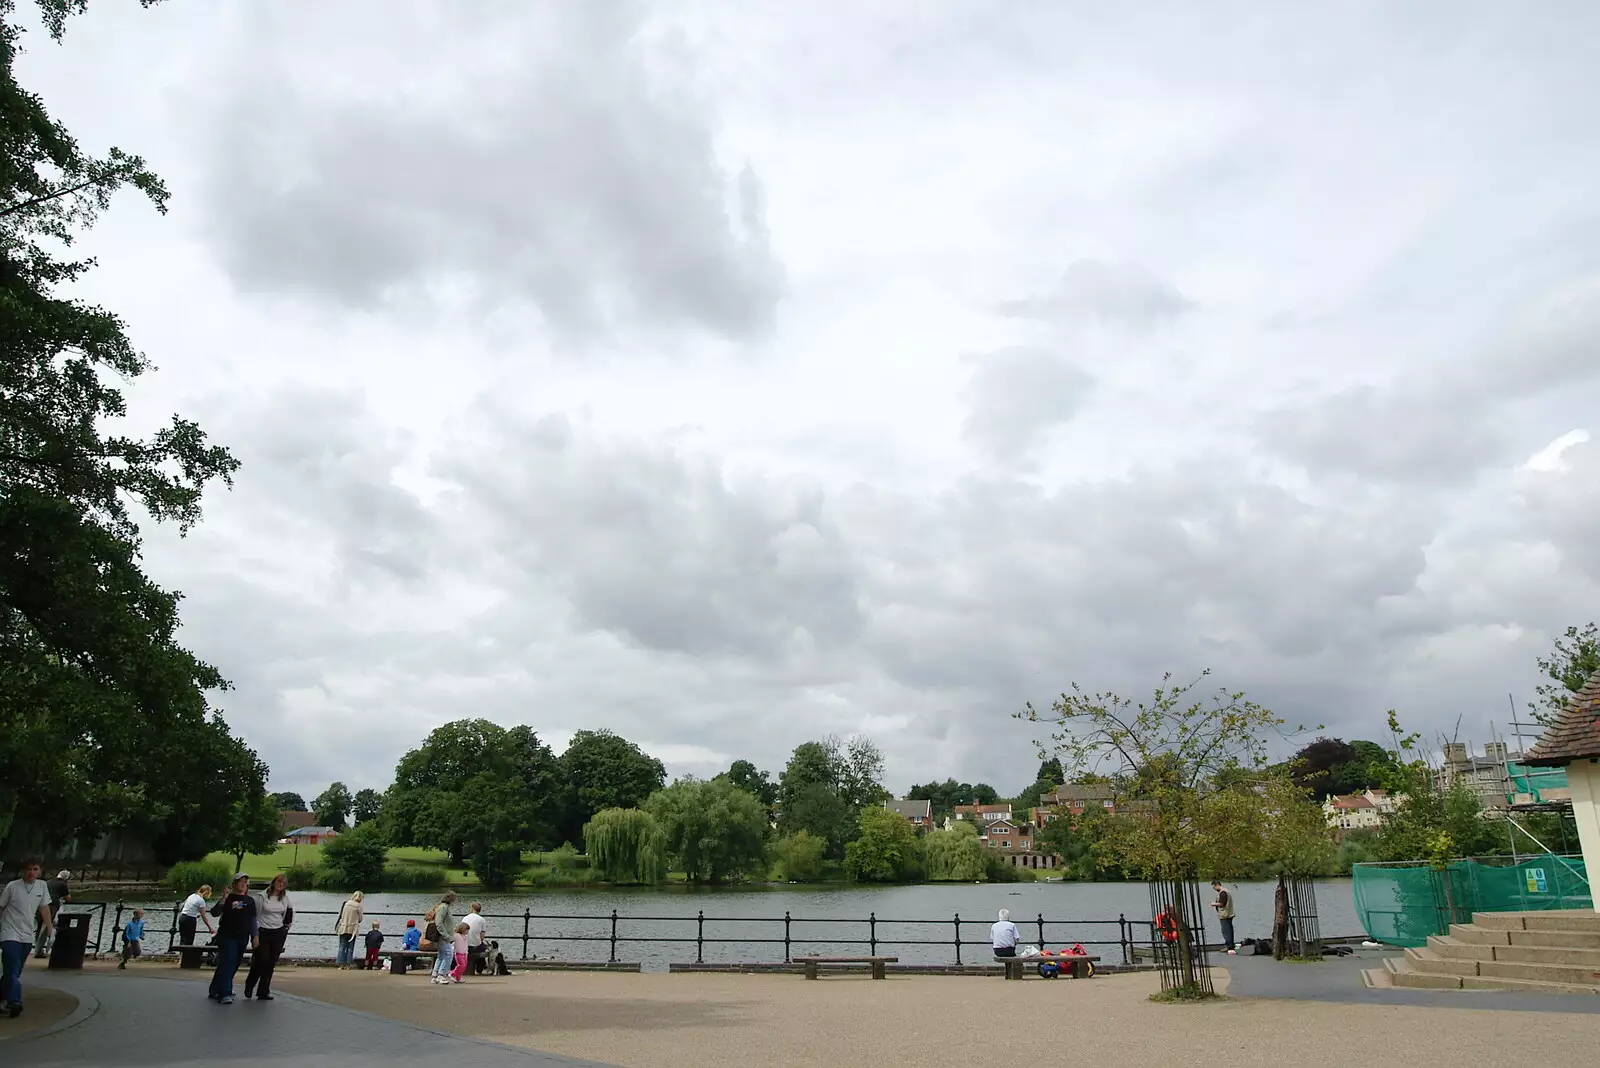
[{"x1": 0, "y1": 1, "x2": 256, "y2": 862}]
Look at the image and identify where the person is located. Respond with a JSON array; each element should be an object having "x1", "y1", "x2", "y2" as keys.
[
  {"x1": 0, "y1": 857, "x2": 53, "y2": 1018},
  {"x1": 244, "y1": 873, "x2": 293, "y2": 1000},
  {"x1": 430, "y1": 917, "x2": 457, "y2": 985},
  {"x1": 447, "y1": 922, "x2": 471, "y2": 983},
  {"x1": 119, "y1": 909, "x2": 146, "y2": 969},
  {"x1": 403, "y1": 919, "x2": 421, "y2": 952},
  {"x1": 421, "y1": 907, "x2": 440, "y2": 950},
  {"x1": 433, "y1": 892, "x2": 456, "y2": 952},
  {"x1": 334, "y1": 890, "x2": 365, "y2": 968},
  {"x1": 1210, "y1": 880, "x2": 1236, "y2": 953},
  {"x1": 34, "y1": 869, "x2": 69, "y2": 958},
  {"x1": 179, "y1": 885, "x2": 216, "y2": 946},
  {"x1": 207, "y1": 873, "x2": 259, "y2": 1005},
  {"x1": 462, "y1": 902, "x2": 488, "y2": 974},
  {"x1": 991, "y1": 908, "x2": 1020, "y2": 958},
  {"x1": 364, "y1": 921, "x2": 384, "y2": 970}
]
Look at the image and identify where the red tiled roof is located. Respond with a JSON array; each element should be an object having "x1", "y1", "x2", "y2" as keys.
[
  {"x1": 1526, "y1": 669, "x2": 1600, "y2": 766},
  {"x1": 279, "y1": 810, "x2": 315, "y2": 830}
]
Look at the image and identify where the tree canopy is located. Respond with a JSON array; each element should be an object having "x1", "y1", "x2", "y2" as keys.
[
  {"x1": 352, "y1": 788, "x2": 382, "y2": 826},
  {"x1": 1531, "y1": 623, "x2": 1600, "y2": 726},
  {"x1": 844, "y1": 805, "x2": 921, "y2": 883},
  {"x1": 717, "y1": 759, "x2": 778, "y2": 808},
  {"x1": 270, "y1": 792, "x2": 307, "y2": 812},
  {"x1": 645, "y1": 776, "x2": 769, "y2": 883},
  {"x1": 583, "y1": 807, "x2": 667, "y2": 884},
  {"x1": 560, "y1": 729, "x2": 666, "y2": 842}
]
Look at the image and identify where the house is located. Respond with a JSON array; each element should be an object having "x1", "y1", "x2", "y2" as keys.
[
  {"x1": 952, "y1": 803, "x2": 1013, "y2": 824},
  {"x1": 280, "y1": 826, "x2": 340, "y2": 846},
  {"x1": 279, "y1": 810, "x2": 315, "y2": 833},
  {"x1": 1044, "y1": 784, "x2": 1119, "y2": 815},
  {"x1": 981, "y1": 819, "x2": 1059, "y2": 869},
  {"x1": 884, "y1": 799, "x2": 934, "y2": 829},
  {"x1": 1321, "y1": 789, "x2": 1403, "y2": 836}
]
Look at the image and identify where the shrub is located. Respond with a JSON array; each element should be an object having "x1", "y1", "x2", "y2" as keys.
[
  {"x1": 284, "y1": 863, "x2": 318, "y2": 891},
  {"x1": 167, "y1": 859, "x2": 232, "y2": 896},
  {"x1": 771, "y1": 831, "x2": 826, "y2": 882},
  {"x1": 319, "y1": 822, "x2": 389, "y2": 889},
  {"x1": 982, "y1": 852, "x2": 1023, "y2": 882},
  {"x1": 381, "y1": 865, "x2": 446, "y2": 890}
]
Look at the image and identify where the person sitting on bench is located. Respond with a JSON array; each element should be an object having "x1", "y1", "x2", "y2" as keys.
[{"x1": 992, "y1": 909, "x2": 1020, "y2": 958}]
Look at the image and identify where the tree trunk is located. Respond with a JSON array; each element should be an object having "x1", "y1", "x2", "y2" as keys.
[{"x1": 1272, "y1": 876, "x2": 1289, "y2": 960}]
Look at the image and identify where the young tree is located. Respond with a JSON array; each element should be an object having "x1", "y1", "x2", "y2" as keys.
[
  {"x1": 645, "y1": 777, "x2": 769, "y2": 883},
  {"x1": 222, "y1": 777, "x2": 284, "y2": 871},
  {"x1": 321, "y1": 821, "x2": 389, "y2": 889},
  {"x1": 352, "y1": 788, "x2": 382, "y2": 826},
  {"x1": 312, "y1": 782, "x2": 353, "y2": 829},
  {"x1": 769, "y1": 831, "x2": 827, "y2": 881},
  {"x1": 583, "y1": 807, "x2": 667, "y2": 884},
  {"x1": 843, "y1": 806, "x2": 920, "y2": 883},
  {"x1": 1531, "y1": 623, "x2": 1600, "y2": 726}
]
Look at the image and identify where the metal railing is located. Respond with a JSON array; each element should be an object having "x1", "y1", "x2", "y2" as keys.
[{"x1": 103, "y1": 904, "x2": 1149, "y2": 967}]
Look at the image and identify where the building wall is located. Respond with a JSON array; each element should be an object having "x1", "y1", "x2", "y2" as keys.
[{"x1": 1567, "y1": 759, "x2": 1600, "y2": 915}]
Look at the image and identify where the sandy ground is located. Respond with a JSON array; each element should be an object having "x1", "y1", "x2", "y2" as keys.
[
  {"x1": 0, "y1": 984, "x2": 77, "y2": 1041},
  {"x1": 264, "y1": 966, "x2": 1600, "y2": 1068}
]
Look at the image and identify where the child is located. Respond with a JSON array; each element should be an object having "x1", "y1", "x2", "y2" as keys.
[
  {"x1": 118, "y1": 909, "x2": 145, "y2": 969},
  {"x1": 403, "y1": 919, "x2": 421, "y2": 952},
  {"x1": 447, "y1": 922, "x2": 471, "y2": 983},
  {"x1": 364, "y1": 921, "x2": 384, "y2": 970}
]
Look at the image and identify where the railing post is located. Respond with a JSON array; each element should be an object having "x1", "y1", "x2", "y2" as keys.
[
  {"x1": 1036, "y1": 913, "x2": 1045, "y2": 950},
  {"x1": 522, "y1": 908, "x2": 531, "y2": 961},
  {"x1": 869, "y1": 912, "x2": 877, "y2": 956},
  {"x1": 167, "y1": 902, "x2": 178, "y2": 952},
  {"x1": 784, "y1": 911, "x2": 792, "y2": 963},
  {"x1": 1119, "y1": 913, "x2": 1128, "y2": 965},
  {"x1": 110, "y1": 903, "x2": 123, "y2": 959},
  {"x1": 697, "y1": 910, "x2": 705, "y2": 964},
  {"x1": 609, "y1": 909, "x2": 619, "y2": 963},
  {"x1": 953, "y1": 912, "x2": 962, "y2": 965}
]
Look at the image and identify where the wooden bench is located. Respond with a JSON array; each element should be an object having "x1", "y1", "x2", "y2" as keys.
[
  {"x1": 377, "y1": 949, "x2": 437, "y2": 975},
  {"x1": 795, "y1": 955, "x2": 898, "y2": 980},
  {"x1": 996, "y1": 954, "x2": 1099, "y2": 980}
]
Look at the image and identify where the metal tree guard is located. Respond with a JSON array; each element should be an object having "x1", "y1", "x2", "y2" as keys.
[
  {"x1": 1148, "y1": 876, "x2": 1213, "y2": 996},
  {"x1": 1273, "y1": 873, "x2": 1323, "y2": 959}
]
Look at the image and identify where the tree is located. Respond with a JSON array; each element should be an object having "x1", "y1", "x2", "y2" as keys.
[
  {"x1": 560, "y1": 729, "x2": 666, "y2": 842},
  {"x1": 1531, "y1": 623, "x2": 1600, "y2": 726},
  {"x1": 222, "y1": 779, "x2": 284, "y2": 872},
  {"x1": 770, "y1": 831, "x2": 826, "y2": 881},
  {"x1": 582, "y1": 807, "x2": 667, "y2": 884},
  {"x1": 777, "y1": 780, "x2": 851, "y2": 855},
  {"x1": 1258, "y1": 776, "x2": 1338, "y2": 877},
  {"x1": 645, "y1": 777, "x2": 769, "y2": 883},
  {"x1": 1035, "y1": 808, "x2": 1121, "y2": 881},
  {"x1": 839, "y1": 736, "x2": 891, "y2": 810},
  {"x1": 921, "y1": 821, "x2": 987, "y2": 882},
  {"x1": 352, "y1": 788, "x2": 382, "y2": 826},
  {"x1": 0, "y1": 1, "x2": 245, "y2": 860},
  {"x1": 971, "y1": 783, "x2": 999, "y2": 805},
  {"x1": 844, "y1": 806, "x2": 921, "y2": 883},
  {"x1": 270, "y1": 792, "x2": 306, "y2": 812},
  {"x1": 1287, "y1": 738, "x2": 1357, "y2": 800},
  {"x1": 1371, "y1": 711, "x2": 1503, "y2": 863},
  {"x1": 1036, "y1": 758, "x2": 1064, "y2": 785},
  {"x1": 717, "y1": 759, "x2": 778, "y2": 808},
  {"x1": 776, "y1": 736, "x2": 889, "y2": 856},
  {"x1": 312, "y1": 782, "x2": 353, "y2": 829},
  {"x1": 413, "y1": 772, "x2": 545, "y2": 890},
  {"x1": 321, "y1": 821, "x2": 389, "y2": 889}
]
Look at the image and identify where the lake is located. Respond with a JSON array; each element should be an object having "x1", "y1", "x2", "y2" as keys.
[{"x1": 100, "y1": 879, "x2": 1360, "y2": 968}]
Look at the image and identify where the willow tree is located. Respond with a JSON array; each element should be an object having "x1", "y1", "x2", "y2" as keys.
[
  {"x1": 583, "y1": 807, "x2": 667, "y2": 885},
  {"x1": 922, "y1": 820, "x2": 987, "y2": 882}
]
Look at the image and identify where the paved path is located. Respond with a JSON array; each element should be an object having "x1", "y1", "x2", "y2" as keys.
[
  {"x1": 11, "y1": 970, "x2": 616, "y2": 1067},
  {"x1": 1223, "y1": 949, "x2": 1600, "y2": 1013}
]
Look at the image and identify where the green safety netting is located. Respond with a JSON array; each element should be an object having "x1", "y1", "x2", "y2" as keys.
[
  {"x1": 1352, "y1": 854, "x2": 1592, "y2": 947},
  {"x1": 1503, "y1": 761, "x2": 1568, "y2": 804}
]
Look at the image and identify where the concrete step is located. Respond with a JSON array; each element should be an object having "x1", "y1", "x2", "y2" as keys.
[
  {"x1": 1447, "y1": 924, "x2": 1509, "y2": 946},
  {"x1": 1460, "y1": 974, "x2": 1600, "y2": 995},
  {"x1": 1494, "y1": 943, "x2": 1600, "y2": 967},
  {"x1": 1362, "y1": 965, "x2": 1394, "y2": 989},
  {"x1": 1477, "y1": 958, "x2": 1600, "y2": 986},
  {"x1": 1512, "y1": 928, "x2": 1600, "y2": 949},
  {"x1": 1474, "y1": 910, "x2": 1600, "y2": 934},
  {"x1": 1386, "y1": 956, "x2": 1465, "y2": 990},
  {"x1": 1426, "y1": 935, "x2": 1495, "y2": 961},
  {"x1": 1404, "y1": 947, "x2": 1481, "y2": 977}
]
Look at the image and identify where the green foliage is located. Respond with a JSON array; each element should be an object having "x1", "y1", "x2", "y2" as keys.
[
  {"x1": 284, "y1": 863, "x2": 318, "y2": 891},
  {"x1": 770, "y1": 831, "x2": 827, "y2": 882},
  {"x1": 320, "y1": 821, "x2": 389, "y2": 889},
  {"x1": 1531, "y1": 623, "x2": 1600, "y2": 727},
  {"x1": 271, "y1": 792, "x2": 306, "y2": 812},
  {"x1": 905, "y1": 779, "x2": 999, "y2": 824},
  {"x1": 1257, "y1": 776, "x2": 1338, "y2": 876},
  {"x1": 1020, "y1": 670, "x2": 1295, "y2": 880},
  {"x1": 560, "y1": 729, "x2": 667, "y2": 843},
  {"x1": 843, "y1": 806, "x2": 920, "y2": 883},
  {"x1": 379, "y1": 864, "x2": 446, "y2": 890},
  {"x1": 777, "y1": 736, "x2": 889, "y2": 857},
  {"x1": 583, "y1": 808, "x2": 667, "y2": 884},
  {"x1": 645, "y1": 777, "x2": 769, "y2": 883},
  {"x1": 352, "y1": 788, "x2": 382, "y2": 826},
  {"x1": 1010, "y1": 778, "x2": 1057, "y2": 815},
  {"x1": 1035, "y1": 808, "x2": 1123, "y2": 880},
  {"x1": 1335, "y1": 830, "x2": 1378, "y2": 874},
  {"x1": 312, "y1": 782, "x2": 352, "y2": 829},
  {"x1": 777, "y1": 780, "x2": 851, "y2": 856},
  {"x1": 223, "y1": 785, "x2": 284, "y2": 870},
  {"x1": 982, "y1": 851, "x2": 1023, "y2": 882},
  {"x1": 921, "y1": 821, "x2": 987, "y2": 882},
  {"x1": 717, "y1": 759, "x2": 778, "y2": 808},
  {"x1": 1285, "y1": 737, "x2": 1399, "y2": 799},
  {"x1": 166, "y1": 859, "x2": 231, "y2": 895},
  {"x1": 0, "y1": 1, "x2": 250, "y2": 861}
]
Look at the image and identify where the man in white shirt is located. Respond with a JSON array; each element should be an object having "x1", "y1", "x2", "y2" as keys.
[
  {"x1": 0, "y1": 858, "x2": 53, "y2": 1017},
  {"x1": 462, "y1": 902, "x2": 488, "y2": 975},
  {"x1": 991, "y1": 908, "x2": 1020, "y2": 958}
]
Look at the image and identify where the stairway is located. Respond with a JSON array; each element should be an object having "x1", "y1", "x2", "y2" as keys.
[{"x1": 1366, "y1": 910, "x2": 1600, "y2": 994}]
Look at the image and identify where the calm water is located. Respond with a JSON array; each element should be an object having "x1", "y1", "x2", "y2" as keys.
[{"x1": 96, "y1": 880, "x2": 1358, "y2": 968}]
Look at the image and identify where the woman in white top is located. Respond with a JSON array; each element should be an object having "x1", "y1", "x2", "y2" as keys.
[
  {"x1": 244, "y1": 874, "x2": 293, "y2": 999},
  {"x1": 334, "y1": 891, "x2": 364, "y2": 968},
  {"x1": 178, "y1": 885, "x2": 216, "y2": 946}
]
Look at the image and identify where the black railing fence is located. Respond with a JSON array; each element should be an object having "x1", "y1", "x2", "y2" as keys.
[{"x1": 101, "y1": 904, "x2": 1157, "y2": 967}]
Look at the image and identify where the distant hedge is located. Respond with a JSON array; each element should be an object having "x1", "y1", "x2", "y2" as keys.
[{"x1": 167, "y1": 860, "x2": 232, "y2": 896}]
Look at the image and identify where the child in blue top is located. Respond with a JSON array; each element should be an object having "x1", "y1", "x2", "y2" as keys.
[
  {"x1": 118, "y1": 909, "x2": 145, "y2": 969},
  {"x1": 403, "y1": 919, "x2": 421, "y2": 951}
]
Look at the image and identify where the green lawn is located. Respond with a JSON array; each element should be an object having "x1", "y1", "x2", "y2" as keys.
[{"x1": 203, "y1": 845, "x2": 594, "y2": 887}]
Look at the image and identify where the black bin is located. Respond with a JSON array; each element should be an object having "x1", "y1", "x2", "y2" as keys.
[{"x1": 48, "y1": 912, "x2": 91, "y2": 970}]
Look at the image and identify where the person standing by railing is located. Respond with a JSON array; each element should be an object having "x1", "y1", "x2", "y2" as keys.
[
  {"x1": 334, "y1": 891, "x2": 364, "y2": 968},
  {"x1": 1, "y1": 857, "x2": 52, "y2": 1018},
  {"x1": 206, "y1": 874, "x2": 258, "y2": 1005},
  {"x1": 244, "y1": 873, "x2": 293, "y2": 1000},
  {"x1": 179, "y1": 885, "x2": 216, "y2": 946}
]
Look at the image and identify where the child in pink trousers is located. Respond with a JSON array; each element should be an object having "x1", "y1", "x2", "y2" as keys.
[{"x1": 447, "y1": 923, "x2": 470, "y2": 982}]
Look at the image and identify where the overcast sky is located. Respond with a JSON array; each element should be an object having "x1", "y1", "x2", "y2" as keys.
[{"x1": 20, "y1": 1, "x2": 1600, "y2": 800}]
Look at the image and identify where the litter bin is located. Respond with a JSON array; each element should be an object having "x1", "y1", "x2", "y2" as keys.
[{"x1": 48, "y1": 913, "x2": 91, "y2": 970}]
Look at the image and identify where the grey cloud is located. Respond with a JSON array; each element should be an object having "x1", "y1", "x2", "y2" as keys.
[
  {"x1": 1000, "y1": 260, "x2": 1192, "y2": 331},
  {"x1": 199, "y1": 6, "x2": 782, "y2": 341},
  {"x1": 1517, "y1": 440, "x2": 1600, "y2": 580},
  {"x1": 961, "y1": 347, "x2": 1096, "y2": 463}
]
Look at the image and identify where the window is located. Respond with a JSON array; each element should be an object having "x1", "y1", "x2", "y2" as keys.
[{"x1": 1101, "y1": 800, "x2": 1113, "y2": 808}]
